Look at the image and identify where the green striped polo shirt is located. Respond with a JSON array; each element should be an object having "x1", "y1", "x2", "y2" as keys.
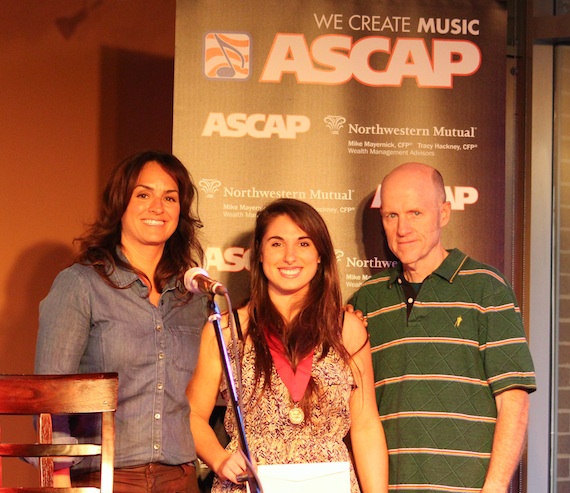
[{"x1": 352, "y1": 248, "x2": 536, "y2": 493}]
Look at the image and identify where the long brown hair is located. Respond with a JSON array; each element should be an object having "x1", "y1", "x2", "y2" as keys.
[
  {"x1": 246, "y1": 199, "x2": 350, "y2": 415},
  {"x1": 75, "y1": 150, "x2": 203, "y2": 292}
]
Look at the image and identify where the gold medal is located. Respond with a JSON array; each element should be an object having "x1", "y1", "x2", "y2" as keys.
[{"x1": 288, "y1": 405, "x2": 304, "y2": 424}]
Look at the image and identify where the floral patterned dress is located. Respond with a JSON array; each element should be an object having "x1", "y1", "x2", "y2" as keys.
[{"x1": 212, "y1": 337, "x2": 359, "y2": 493}]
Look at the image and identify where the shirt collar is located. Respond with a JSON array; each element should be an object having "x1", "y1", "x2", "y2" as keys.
[
  {"x1": 109, "y1": 247, "x2": 179, "y2": 292},
  {"x1": 387, "y1": 248, "x2": 468, "y2": 287}
]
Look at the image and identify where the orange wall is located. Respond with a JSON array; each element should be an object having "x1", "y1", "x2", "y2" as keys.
[{"x1": 0, "y1": 0, "x2": 175, "y2": 484}]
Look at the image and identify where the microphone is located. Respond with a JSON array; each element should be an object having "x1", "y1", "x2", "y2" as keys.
[{"x1": 184, "y1": 267, "x2": 228, "y2": 296}]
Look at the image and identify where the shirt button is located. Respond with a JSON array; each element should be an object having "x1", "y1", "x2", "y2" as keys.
[
  {"x1": 154, "y1": 413, "x2": 161, "y2": 420},
  {"x1": 157, "y1": 383, "x2": 163, "y2": 390},
  {"x1": 154, "y1": 444, "x2": 160, "y2": 450},
  {"x1": 407, "y1": 297, "x2": 414, "y2": 304},
  {"x1": 397, "y1": 278, "x2": 402, "y2": 284},
  {"x1": 158, "y1": 353, "x2": 164, "y2": 360},
  {"x1": 156, "y1": 325, "x2": 162, "y2": 332}
]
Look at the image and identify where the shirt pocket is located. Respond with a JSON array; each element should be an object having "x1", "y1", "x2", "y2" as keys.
[{"x1": 167, "y1": 325, "x2": 202, "y2": 373}]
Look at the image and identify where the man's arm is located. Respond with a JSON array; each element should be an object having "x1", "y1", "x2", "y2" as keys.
[{"x1": 482, "y1": 388, "x2": 530, "y2": 493}]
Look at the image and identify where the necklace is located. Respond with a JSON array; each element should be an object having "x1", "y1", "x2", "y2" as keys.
[
  {"x1": 266, "y1": 332, "x2": 312, "y2": 425},
  {"x1": 288, "y1": 404, "x2": 305, "y2": 425}
]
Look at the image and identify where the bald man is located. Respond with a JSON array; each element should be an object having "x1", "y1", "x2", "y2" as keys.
[{"x1": 351, "y1": 162, "x2": 536, "y2": 493}]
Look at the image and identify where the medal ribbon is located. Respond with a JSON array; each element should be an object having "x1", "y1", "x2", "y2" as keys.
[{"x1": 266, "y1": 331, "x2": 312, "y2": 403}]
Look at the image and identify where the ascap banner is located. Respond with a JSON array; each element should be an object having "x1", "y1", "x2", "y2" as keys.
[{"x1": 173, "y1": 0, "x2": 507, "y2": 303}]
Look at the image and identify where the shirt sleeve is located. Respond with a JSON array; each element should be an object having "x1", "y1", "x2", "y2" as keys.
[
  {"x1": 35, "y1": 266, "x2": 92, "y2": 375},
  {"x1": 34, "y1": 265, "x2": 93, "y2": 468},
  {"x1": 479, "y1": 276, "x2": 537, "y2": 395},
  {"x1": 350, "y1": 285, "x2": 366, "y2": 313}
]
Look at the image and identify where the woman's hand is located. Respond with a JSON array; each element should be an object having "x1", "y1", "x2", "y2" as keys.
[
  {"x1": 53, "y1": 468, "x2": 71, "y2": 487},
  {"x1": 344, "y1": 304, "x2": 368, "y2": 327},
  {"x1": 217, "y1": 451, "x2": 252, "y2": 484}
]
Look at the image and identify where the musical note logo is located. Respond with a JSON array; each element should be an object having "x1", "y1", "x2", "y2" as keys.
[{"x1": 204, "y1": 32, "x2": 251, "y2": 80}]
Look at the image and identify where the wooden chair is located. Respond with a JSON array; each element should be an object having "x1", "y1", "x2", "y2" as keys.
[{"x1": 0, "y1": 373, "x2": 118, "y2": 493}]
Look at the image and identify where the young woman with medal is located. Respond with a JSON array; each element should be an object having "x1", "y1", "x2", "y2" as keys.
[{"x1": 187, "y1": 199, "x2": 389, "y2": 493}]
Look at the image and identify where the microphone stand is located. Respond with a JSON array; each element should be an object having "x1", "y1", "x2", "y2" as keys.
[{"x1": 205, "y1": 295, "x2": 262, "y2": 493}]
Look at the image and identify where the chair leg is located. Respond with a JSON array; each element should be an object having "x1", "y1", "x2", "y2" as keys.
[{"x1": 38, "y1": 414, "x2": 54, "y2": 487}]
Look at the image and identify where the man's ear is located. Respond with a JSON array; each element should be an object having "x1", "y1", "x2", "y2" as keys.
[{"x1": 440, "y1": 201, "x2": 451, "y2": 227}]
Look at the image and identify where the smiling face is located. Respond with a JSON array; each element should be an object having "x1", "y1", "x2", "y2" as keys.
[
  {"x1": 380, "y1": 163, "x2": 450, "y2": 282},
  {"x1": 260, "y1": 214, "x2": 321, "y2": 304},
  {"x1": 120, "y1": 161, "x2": 180, "y2": 253}
]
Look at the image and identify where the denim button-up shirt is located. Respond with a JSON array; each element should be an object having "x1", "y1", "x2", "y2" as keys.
[{"x1": 34, "y1": 261, "x2": 208, "y2": 474}]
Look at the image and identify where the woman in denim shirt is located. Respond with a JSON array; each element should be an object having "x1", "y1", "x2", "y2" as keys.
[{"x1": 35, "y1": 150, "x2": 208, "y2": 492}]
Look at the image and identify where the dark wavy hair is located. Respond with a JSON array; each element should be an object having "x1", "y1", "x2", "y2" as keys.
[
  {"x1": 75, "y1": 150, "x2": 203, "y2": 292},
  {"x1": 246, "y1": 199, "x2": 350, "y2": 416}
]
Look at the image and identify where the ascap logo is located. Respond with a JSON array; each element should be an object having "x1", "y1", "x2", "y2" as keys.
[
  {"x1": 205, "y1": 247, "x2": 251, "y2": 272},
  {"x1": 202, "y1": 113, "x2": 311, "y2": 139},
  {"x1": 199, "y1": 178, "x2": 222, "y2": 198},
  {"x1": 371, "y1": 184, "x2": 479, "y2": 210},
  {"x1": 260, "y1": 34, "x2": 481, "y2": 88},
  {"x1": 324, "y1": 115, "x2": 346, "y2": 134},
  {"x1": 204, "y1": 32, "x2": 251, "y2": 80}
]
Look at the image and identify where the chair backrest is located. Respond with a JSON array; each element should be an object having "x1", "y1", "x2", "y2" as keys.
[{"x1": 0, "y1": 373, "x2": 118, "y2": 493}]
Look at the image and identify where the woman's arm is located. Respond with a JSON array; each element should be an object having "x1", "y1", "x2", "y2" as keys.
[
  {"x1": 343, "y1": 312, "x2": 389, "y2": 493},
  {"x1": 186, "y1": 314, "x2": 248, "y2": 483},
  {"x1": 35, "y1": 268, "x2": 92, "y2": 483},
  {"x1": 35, "y1": 268, "x2": 91, "y2": 375}
]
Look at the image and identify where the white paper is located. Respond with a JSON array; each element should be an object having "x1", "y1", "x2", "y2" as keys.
[{"x1": 247, "y1": 461, "x2": 350, "y2": 493}]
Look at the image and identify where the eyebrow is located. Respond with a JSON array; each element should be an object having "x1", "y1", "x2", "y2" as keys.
[
  {"x1": 266, "y1": 235, "x2": 311, "y2": 241},
  {"x1": 134, "y1": 184, "x2": 179, "y2": 194}
]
